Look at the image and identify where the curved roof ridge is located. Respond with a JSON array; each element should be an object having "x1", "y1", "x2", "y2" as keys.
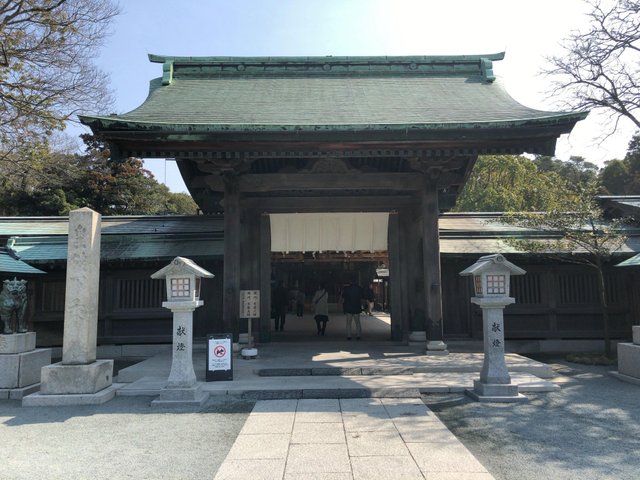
[{"x1": 148, "y1": 52, "x2": 506, "y2": 64}]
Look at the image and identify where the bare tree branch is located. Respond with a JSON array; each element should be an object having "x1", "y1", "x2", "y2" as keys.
[
  {"x1": 546, "y1": 0, "x2": 640, "y2": 130},
  {"x1": 0, "y1": 0, "x2": 119, "y2": 150}
]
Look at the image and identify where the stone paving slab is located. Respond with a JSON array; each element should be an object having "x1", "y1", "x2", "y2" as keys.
[{"x1": 213, "y1": 398, "x2": 494, "y2": 480}]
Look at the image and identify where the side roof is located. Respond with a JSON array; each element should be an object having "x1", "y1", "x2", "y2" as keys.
[
  {"x1": 2, "y1": 213, "x2": 640, "y2": 267},
  {"x1": 0, "y1": 216, "x2": 224, "y2": 266}
]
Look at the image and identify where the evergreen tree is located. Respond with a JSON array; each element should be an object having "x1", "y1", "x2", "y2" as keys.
[{"x1": 453, "y1": 155, "x2": 569, "y2": 212}]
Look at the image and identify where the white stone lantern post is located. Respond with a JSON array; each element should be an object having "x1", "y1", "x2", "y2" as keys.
[
  {"x1": 460, "y1": 254, "x2": 527, "y2": 402},
  {"x1": 150, "y1": 257, "x2": 214, "y2": 405}
]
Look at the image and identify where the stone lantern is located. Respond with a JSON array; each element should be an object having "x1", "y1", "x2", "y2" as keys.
[
  {"x1": 460, "y1": 254, "x2": 527, "y2": 402},
  {"x1": 150, "y1": 257, "x2": 214, "y2": 406}
]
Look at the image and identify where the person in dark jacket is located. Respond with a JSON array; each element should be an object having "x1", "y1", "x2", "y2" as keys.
[
  {"x1": 341, "y1": 277, "x2": 364, "y2": 340},
  {"x1": 272, "y1": 281, "x2": 289, "y2": 331}
]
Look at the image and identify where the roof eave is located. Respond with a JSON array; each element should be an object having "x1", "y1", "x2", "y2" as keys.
[{"x1": 79, "y1": 112, "x2": 588, "y2": 136}]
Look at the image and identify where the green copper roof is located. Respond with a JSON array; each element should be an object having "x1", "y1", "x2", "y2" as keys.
[
  {"x1": 0, "y1": 216, "x2": 224, "y2": 265},
  {"x1": 10, "y1": 235, "x2": 223, "y2": 263},
  {"x1": 616, "y1": 253, "x2": 640, "y2": 267},
  {"x1": 3, "y1": 214, "x2": 639, "y2": 261},
  {"x1": 0, "y1": 249, "x2": 45, "y2": 274},
  {"x1": 80, "y1": 54, "x2": 586, "y2": 135}
]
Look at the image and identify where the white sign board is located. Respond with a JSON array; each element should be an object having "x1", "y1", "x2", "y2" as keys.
[
  {"x1": 207, "y1": 337, "x2": 232, "y2": 372},
  {"x1": 240, "y1": 290, "x2": 260, "y2": 318}
]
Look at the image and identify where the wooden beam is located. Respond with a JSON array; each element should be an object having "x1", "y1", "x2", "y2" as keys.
[
  {"x1": 243, "y1": 195, "x2": 417, "y2": 211},
  {"x1": 203, "y1": 173, "x2": 424, "y2": 192}
]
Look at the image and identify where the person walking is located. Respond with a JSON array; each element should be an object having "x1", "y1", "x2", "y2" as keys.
[
  {"x1": 364, "y1": 283, "x2": 375, "y2": 316},
  {"x1": 272, "y1": 280, "x2": 289, "y2": 332},
  {"x1": 295, "y1": 288, "x2": 305, "y2": 318},
  {"x1": 341, "y1": 277, "x2": 364, "y2": 340},
  {"x1": 312, "y1": 283, "x2": 329, "y2": 335}
]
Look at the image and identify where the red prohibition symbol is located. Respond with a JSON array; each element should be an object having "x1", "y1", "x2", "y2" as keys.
[{"x1": 214, "y1": 345, "x2": 226, "y2": 357}]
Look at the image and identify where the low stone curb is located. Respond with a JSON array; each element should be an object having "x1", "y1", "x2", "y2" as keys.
[{"x1": 258, "y1": 367, "x2": 416, "y2": 376}]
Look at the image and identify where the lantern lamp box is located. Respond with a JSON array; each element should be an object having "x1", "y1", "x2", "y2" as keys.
[
  {"x1": 459, "y1": 254, "x2": 525, "y2": 298},
  {"x1": 207, "y1": 334, "x2": 233, "y2": 381},
  {"x1": 150, "y1": 256, "x2": 214, "y2": 303}
]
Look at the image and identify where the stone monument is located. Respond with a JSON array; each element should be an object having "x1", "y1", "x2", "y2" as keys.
[
  {"x1": 0, "y1": 279, "x2": 51, "y2": 400},
  {"x1": 150, "y1": 257, "x2": 214, "y2": 406},
  {"x1": 23, "y1": 207, "x2": 116, "y2": 406},
  {"x1": 611, "y1": 326, "x2": 640, "y2": 385},
  {"x1": 461, "y1": 254, "x2": 528, "y2": 403}
]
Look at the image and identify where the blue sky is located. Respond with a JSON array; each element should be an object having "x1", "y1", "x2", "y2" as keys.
[{"x1": 84, "y1": 0, "x2": 637, "y2": 192}]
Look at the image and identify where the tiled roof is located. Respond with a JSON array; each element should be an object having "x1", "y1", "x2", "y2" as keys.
[
  {"x1": 11, "y1": 235, "x2": 223, "y2": 263},
  {"x1": 2, "y1": 213, "x2": 639, "y2": 262},
  {"x1": 80, "y1": 54, "x2": 585, "y2": 133},
  {"x1": 0, "y1": 215, "x2": 224, "y2": 265},
  {"x1": 0, "y1": 215, "x2": 223, "y2": 237},
  {"x1": 0, "y1": 249, "x2": 45, "y2": 274}
]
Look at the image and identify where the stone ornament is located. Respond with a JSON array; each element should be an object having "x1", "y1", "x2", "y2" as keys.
[{"x1": 0, "y1": 278, "x2": 28, "y2": 334}]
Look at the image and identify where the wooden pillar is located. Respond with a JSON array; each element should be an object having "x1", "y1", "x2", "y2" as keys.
[
  {"x1": 223, "y1": 173, "x2": 240, "y2": 341},
  {"x1": 259, "y1": 214, "x2": 272, "y2": 343},
  {"x1": 407, "y1": 207, "x2": 426, "y2": 336},
  {"x1": 421, "y1": 178, "x2": 448, "y2": 354},
  {"x1": 388, "y1": 212, "x2": 403, "y2": 341},
  {"x1": 398, "y1": 208, "x2": 414, "y2": 341},
  {"x1": 239, "y1": 208, "x2": 261, "y2": 340}
]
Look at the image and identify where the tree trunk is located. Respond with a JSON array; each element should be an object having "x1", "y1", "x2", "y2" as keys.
[{"x1": 595, "y1": 261, "x2": 612, "y2": 358}]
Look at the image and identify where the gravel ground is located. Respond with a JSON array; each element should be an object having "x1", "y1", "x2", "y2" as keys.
[
  {"x1": 426, "y1": 359, "x2": 640, "y2": 480},
  {"x1": 0, "y1": 395, "x2": 254, "y2": 480}
]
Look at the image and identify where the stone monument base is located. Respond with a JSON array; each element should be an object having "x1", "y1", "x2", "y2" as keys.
[
  {"x1": 151, "y1": 384, "x2": 209, "y2": 407},
  {"x1": 0, "y1": 333, "x2": 51, "y2": 400},
  {"x1": 0, "y1": 332, "x2": 37, "y2": 354},
  {"x1": 612, "y1": 331, "x2": 640, "y2": 386},
  {"x1": 40, "y1": 359, "x2": 113, "y2": 395},
  {"x1": 0, "y1": 348, "x2": 51, "y2": 389},
  {"x1": 617, "y1": 342, "x2": 640, "y2": 378},
  {"x1": 0, "y1": 383, "x2": 41, "y2": 400},
  {"x1": 466, "y1": 380, "x2": 528, "y2": 403},
  {"x1": 610, "y1": 371, "x2": 640, "y2": 386},
  {"x1": 22, "y1": 384, "x2": 121, "y2": 407}
]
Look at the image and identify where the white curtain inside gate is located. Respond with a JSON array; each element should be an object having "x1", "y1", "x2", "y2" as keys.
[{"x1": 270, "y1": 212, "x2": 389, "y2": 253}]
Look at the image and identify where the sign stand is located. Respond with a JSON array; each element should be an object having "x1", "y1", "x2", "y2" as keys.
[
  {"x1": 240, "y1": 290, "x2": 260, "y2": 359},
  {"x1": 206, "y1": 334, "x2": 233, "y2": 381}
]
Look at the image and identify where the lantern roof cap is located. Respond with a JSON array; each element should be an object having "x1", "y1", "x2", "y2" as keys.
[
  {"x1": 459, "y1": 254, "x2": 525, "y2": 276},
  {"x1": 151, "y1": 256, "x2": 214, "y2": 280}
]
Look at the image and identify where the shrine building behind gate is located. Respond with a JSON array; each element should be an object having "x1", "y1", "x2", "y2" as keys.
[{"x1": 79, "y1": 53, "x2": 587, "y2": 351}]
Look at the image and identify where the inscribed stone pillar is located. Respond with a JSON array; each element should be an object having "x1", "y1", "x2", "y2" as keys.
[
  {"x1": 29, "y1": 207, "x2": 115, "y2": 404},
  {"x1": 166, "y1": 303, "x2": 199, "y2": 388},
  {"x1": 62, "y1": 207, "x2": 101, "y2": 365},
  {"x1": 474, "y1": 297, "x2": 513, "y2": 384},
  {"x1": 467, "y1": 296, "x2": 526, "y2": 402}
]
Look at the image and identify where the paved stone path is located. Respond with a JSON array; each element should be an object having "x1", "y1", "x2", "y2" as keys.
[{"x1": 214, "y1": 398, "x2": 494, "y2": 480}]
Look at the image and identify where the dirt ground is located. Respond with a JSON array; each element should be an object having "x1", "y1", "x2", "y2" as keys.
[{"x1": 427, "y1": 358, "x2": 640, "y2": 480}]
